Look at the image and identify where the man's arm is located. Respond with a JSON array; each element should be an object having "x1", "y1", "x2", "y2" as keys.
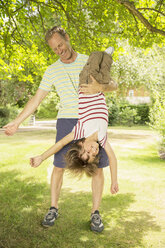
[
  {"x1": 30, "y1": 132, "x2": 74, "y2": 167},
  {"x1": 3, "y1": 88, "x2": 49, "y2": 136},
  {"x1": 79, "y1": 75, "x2": 118, "y2": 95},
  {"x1": 104, "y1": 140, "x2": 119, "y2": 194}
]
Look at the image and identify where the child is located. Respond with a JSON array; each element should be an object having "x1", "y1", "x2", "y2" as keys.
[
  {"x1": 79, "y1": 47, "x2": 115, "y2": 85},
  {"x1": 30, "y1": 89, "x2": 118, "y2": 194}
]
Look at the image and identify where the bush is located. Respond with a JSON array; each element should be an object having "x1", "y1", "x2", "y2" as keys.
[
  {"x1": 0, "y1": 108, "x2": 10, "y2": 127},
  {"x1": 106, "y1": 94, "x2": 149, "y2": 126},
  {"x1": 0, "y1": 106, "x2": 19, "y2": 128},
  {"x1": 129, "y1": 104, "x2": 150, "y2": 124},
  {"x1": 36, "y1": 91, "x2": 59, "y2": 119},
  {"x1": 116, "y1": 107, "x2": 140, "y2": 126},
  {"x1": 106, "y1": 95, "x2": 120, "y2": 125},
  {"x1": 149, "y1": 91, "x2": 165, "y2": 158}
]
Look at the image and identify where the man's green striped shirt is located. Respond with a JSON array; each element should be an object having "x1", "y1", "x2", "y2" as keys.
[{"x1": 39, "y1": 53, "x2": 88, "y2": 119}]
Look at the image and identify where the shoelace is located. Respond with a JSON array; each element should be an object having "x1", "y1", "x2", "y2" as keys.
[
  {"x1": 47, "y1": 209, "x2": 57, "y2": 220},
  {"x1": 92, "y1": 213, "x2": 101, "y2": 224}
]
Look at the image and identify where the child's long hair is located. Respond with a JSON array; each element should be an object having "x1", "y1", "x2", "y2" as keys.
[{"x1": 65, "y1": 138, "x2": 99, "y2": 178}]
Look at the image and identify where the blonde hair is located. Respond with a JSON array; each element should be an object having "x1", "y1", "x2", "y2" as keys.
[
  {"x1": 65, "y1": 139, "x2": 99, "y2": 178},
  {"x1": 45, "y1": 26, "x2": 67, "y2": 43}
]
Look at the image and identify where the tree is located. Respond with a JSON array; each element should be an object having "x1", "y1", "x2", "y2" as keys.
[
  {"x1": 0, "y1": 0, "x2": 164, "y2": 105},
  {"x1": 116, "y1": 0, "x2": 165, "y2": 37},
  {"x1": 1, "y1": 0, "x2": 164, "y2": 156},
  {"x1": 111, "y1": 41, "x2": 165, "y2": 92}
]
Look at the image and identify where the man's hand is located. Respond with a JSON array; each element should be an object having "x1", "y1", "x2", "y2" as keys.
[
  {"x1": 3, "y1": 121, "x2": 19, "y2": 136},
  {"x1": 30, "y1": 155, "x2": 43, "y2": 168},
  {"x1": 79, "y1": 75, "x2": 102, "y2": 95},
  {"x1": 111, "y1": 182, "x2": 119, "y2": 194}
]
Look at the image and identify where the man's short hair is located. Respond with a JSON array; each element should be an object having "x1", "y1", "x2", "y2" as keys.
[{"x1": 45, "y1": 26, "x2": 67, "y2": 43}]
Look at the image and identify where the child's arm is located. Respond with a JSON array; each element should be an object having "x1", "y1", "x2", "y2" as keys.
[
  {"x1": 104, "y1": 141, "x2": 119, "y2": 194},
  {"x1": 30, "y1": 132, "x2": 74, "y2": 168}
]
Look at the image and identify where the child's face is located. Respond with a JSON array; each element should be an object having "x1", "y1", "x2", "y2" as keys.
[{"x1": 79, "y1": 140, "x2": 99, "y2": 163}]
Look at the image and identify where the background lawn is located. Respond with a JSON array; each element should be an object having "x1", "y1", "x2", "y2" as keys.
[{"x1": 0, "y1": 127, "x2": 165, "y2": 248}]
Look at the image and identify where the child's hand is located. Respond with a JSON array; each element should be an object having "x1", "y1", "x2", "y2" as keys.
[
  {"x1": 111, "y1": 182, "x2": 119, "y2": 194},
  {"x1": 30, "y1": 155, "x2": 43, "y2": 168}
]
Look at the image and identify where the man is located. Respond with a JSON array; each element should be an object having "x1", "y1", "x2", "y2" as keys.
[{"x1": 3, "y1": 26, "x2": 118, "y2": 232}]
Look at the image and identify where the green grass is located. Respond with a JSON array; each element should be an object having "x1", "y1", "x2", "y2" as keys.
[{"x1": 0, "y1": 127, "x2": 165, "y2": 248}]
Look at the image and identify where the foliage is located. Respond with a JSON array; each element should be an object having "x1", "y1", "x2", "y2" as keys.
[
  {"x1": 0, "y1": 0, "x2": 164, "y2": 106},
  {"x1": 106, "y1": 94, "x2": 150, "y2": 126},
  {"x1": 0, "y1": 0, "x2": 164, "y2": 149},
  {"x1": 0, "y1": 107, "x2": 10, "y2": 127},
  {"x1": 111, "y1": 42, "x2": 165, "y2": 93},
  {"x1": 36, "y1": 90, "x2": 59, "y2": 119},
  {"x1": 117, "y1": 106, "x2": 139, "y2": 126},
  {"x1": 0, "y1": 106, "x2": 18, "y2": 127},
  {"x1": 106, "y1": 93, "x2": 120, "y2": 125},
  {"x1": 1, "y1": 0, "x2": 164, "y2": 54},
  {"x1": 0, "y1": 43, "x2": 48, "y2": 107},
  {"x1": 116, "y1": 0, "x2": 165, "y2": 39},
  {"x1": 149, "y1": 90, "x2": 165, "y2": 155},
  {"x1": 129, "y1": 104, "x2": 150, "y2": 124}
]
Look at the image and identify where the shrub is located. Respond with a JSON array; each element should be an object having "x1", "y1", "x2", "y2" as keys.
[
  {"x1": 106, "y1": 96, "x2": 120, "y2": 125},
  {"x1": 149, "y1": 91, "x2": 165, "y2": 158},
  {"x1": 106, "y1": 94, "x2": 149, "y2": 126},
  {"x1": 0, "y1": 106, "x2": 19, "y2": 128},
  {"x1": 36, "y1": 91, "x2": 59, "y2": 119},
  {"x1": 116, "y1": 107, "x2": 139, "y2": 126},
  {"x1": 0, "y1": 107, "x2": 10, "y2": 127},
  {"x1": 130, "y1": 104, "x2": 150, "y2": 124}
]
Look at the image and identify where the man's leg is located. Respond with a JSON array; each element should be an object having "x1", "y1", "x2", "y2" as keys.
[
  {"x1": 42, "y1": 118, "x2": 78, "y2": 227},
  {"x1": 42, "y1": 166, "x2": 64, "y2": 227},
  {"x1": 51, "y1": 166, "x2": 64, "y2": 208},
  {"x1": 91, "y1": 168, "x2": 104, "y2": 232},
  {"x1": 91, "y1": 168, "x2": 104, "y2": 213}
]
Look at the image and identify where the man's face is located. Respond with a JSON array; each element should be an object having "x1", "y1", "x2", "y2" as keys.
[
  {"x1": 48, "y1": 33, "x2": 72, "y2": 62},
  {"x1": 80, "y1": 140, "x2": 99, "y2": 163}
]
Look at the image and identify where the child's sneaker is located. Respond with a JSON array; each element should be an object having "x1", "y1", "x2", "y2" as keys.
[
  {"x1": 90, "y1": 210, "x2": 104, "y2": 232},
  {"x1": 42, "y1": 207, "x2": 58, "y2": 227}
]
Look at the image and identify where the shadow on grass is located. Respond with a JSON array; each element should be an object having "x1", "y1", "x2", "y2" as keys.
[
  {"x1": 120, "y1": 152, "x2": 165, "y2": 169},
  {"x1": 0, "y1": 170, "x2": 161, "y2": 248}
]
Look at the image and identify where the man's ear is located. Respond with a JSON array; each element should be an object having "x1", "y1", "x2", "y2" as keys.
[{"x1": 65, "y1": 34, "x2": 70, "y2": 41}]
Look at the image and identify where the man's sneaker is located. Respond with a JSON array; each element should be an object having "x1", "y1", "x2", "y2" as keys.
[
  {"x1": 42, "y1": 207, "x2": 58, "y2": 227},
  {"x1": 90, "y1": 210, "x2": 104, "y2": 232}
]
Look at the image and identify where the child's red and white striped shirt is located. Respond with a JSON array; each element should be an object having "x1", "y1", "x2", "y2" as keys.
[{"x1": 73, "y1": 92, "x2": 108, "y2": 148}]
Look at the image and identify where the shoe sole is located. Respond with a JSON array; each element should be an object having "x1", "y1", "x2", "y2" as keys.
[
  {"x1": 42, "y1": 215, "x2": 58, "y2": 227},
  {"x1": 42, "y1": 222, "x2": 55, "y2": 227}
]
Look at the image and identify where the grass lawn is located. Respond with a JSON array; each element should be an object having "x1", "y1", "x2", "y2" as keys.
[{"x1": 0, "y1": 127, "x2": 165, "y2": 248}]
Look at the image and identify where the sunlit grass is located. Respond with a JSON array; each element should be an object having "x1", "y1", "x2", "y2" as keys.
[{"x1": 0, "y1": 127, "x2": 165, "y2": 248}]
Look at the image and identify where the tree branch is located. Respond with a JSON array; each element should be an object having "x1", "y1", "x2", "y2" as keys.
[
  {"x1": 37, "y1": 5, "x2": 46, "y2": 34},
  {"x1": 12, "y1": 2, "x2": 28, "y2": 14},
  {"x1": 0, "y1": 0, "x2": 28, "y2": 46},
  {"x1": 132, "y1": 13, "x2": 142, "y2": 38},
  {"x1": 116, "y1": 0, "x2": 165, "y2": 37},
  {"x1": 137, "y1": 8, "x2": 165, "y2": 17}
]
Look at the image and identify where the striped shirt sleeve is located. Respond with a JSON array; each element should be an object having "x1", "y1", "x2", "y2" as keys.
[
  {"x1": 99, "y1": 133, "x2": 107, "y2": 148},
  {"x1": 73, "y1": 120, "x2": 84, "y2": 140},
  {"x1": 39, "y1": 66, "x2": 54, "y2": 92}
]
